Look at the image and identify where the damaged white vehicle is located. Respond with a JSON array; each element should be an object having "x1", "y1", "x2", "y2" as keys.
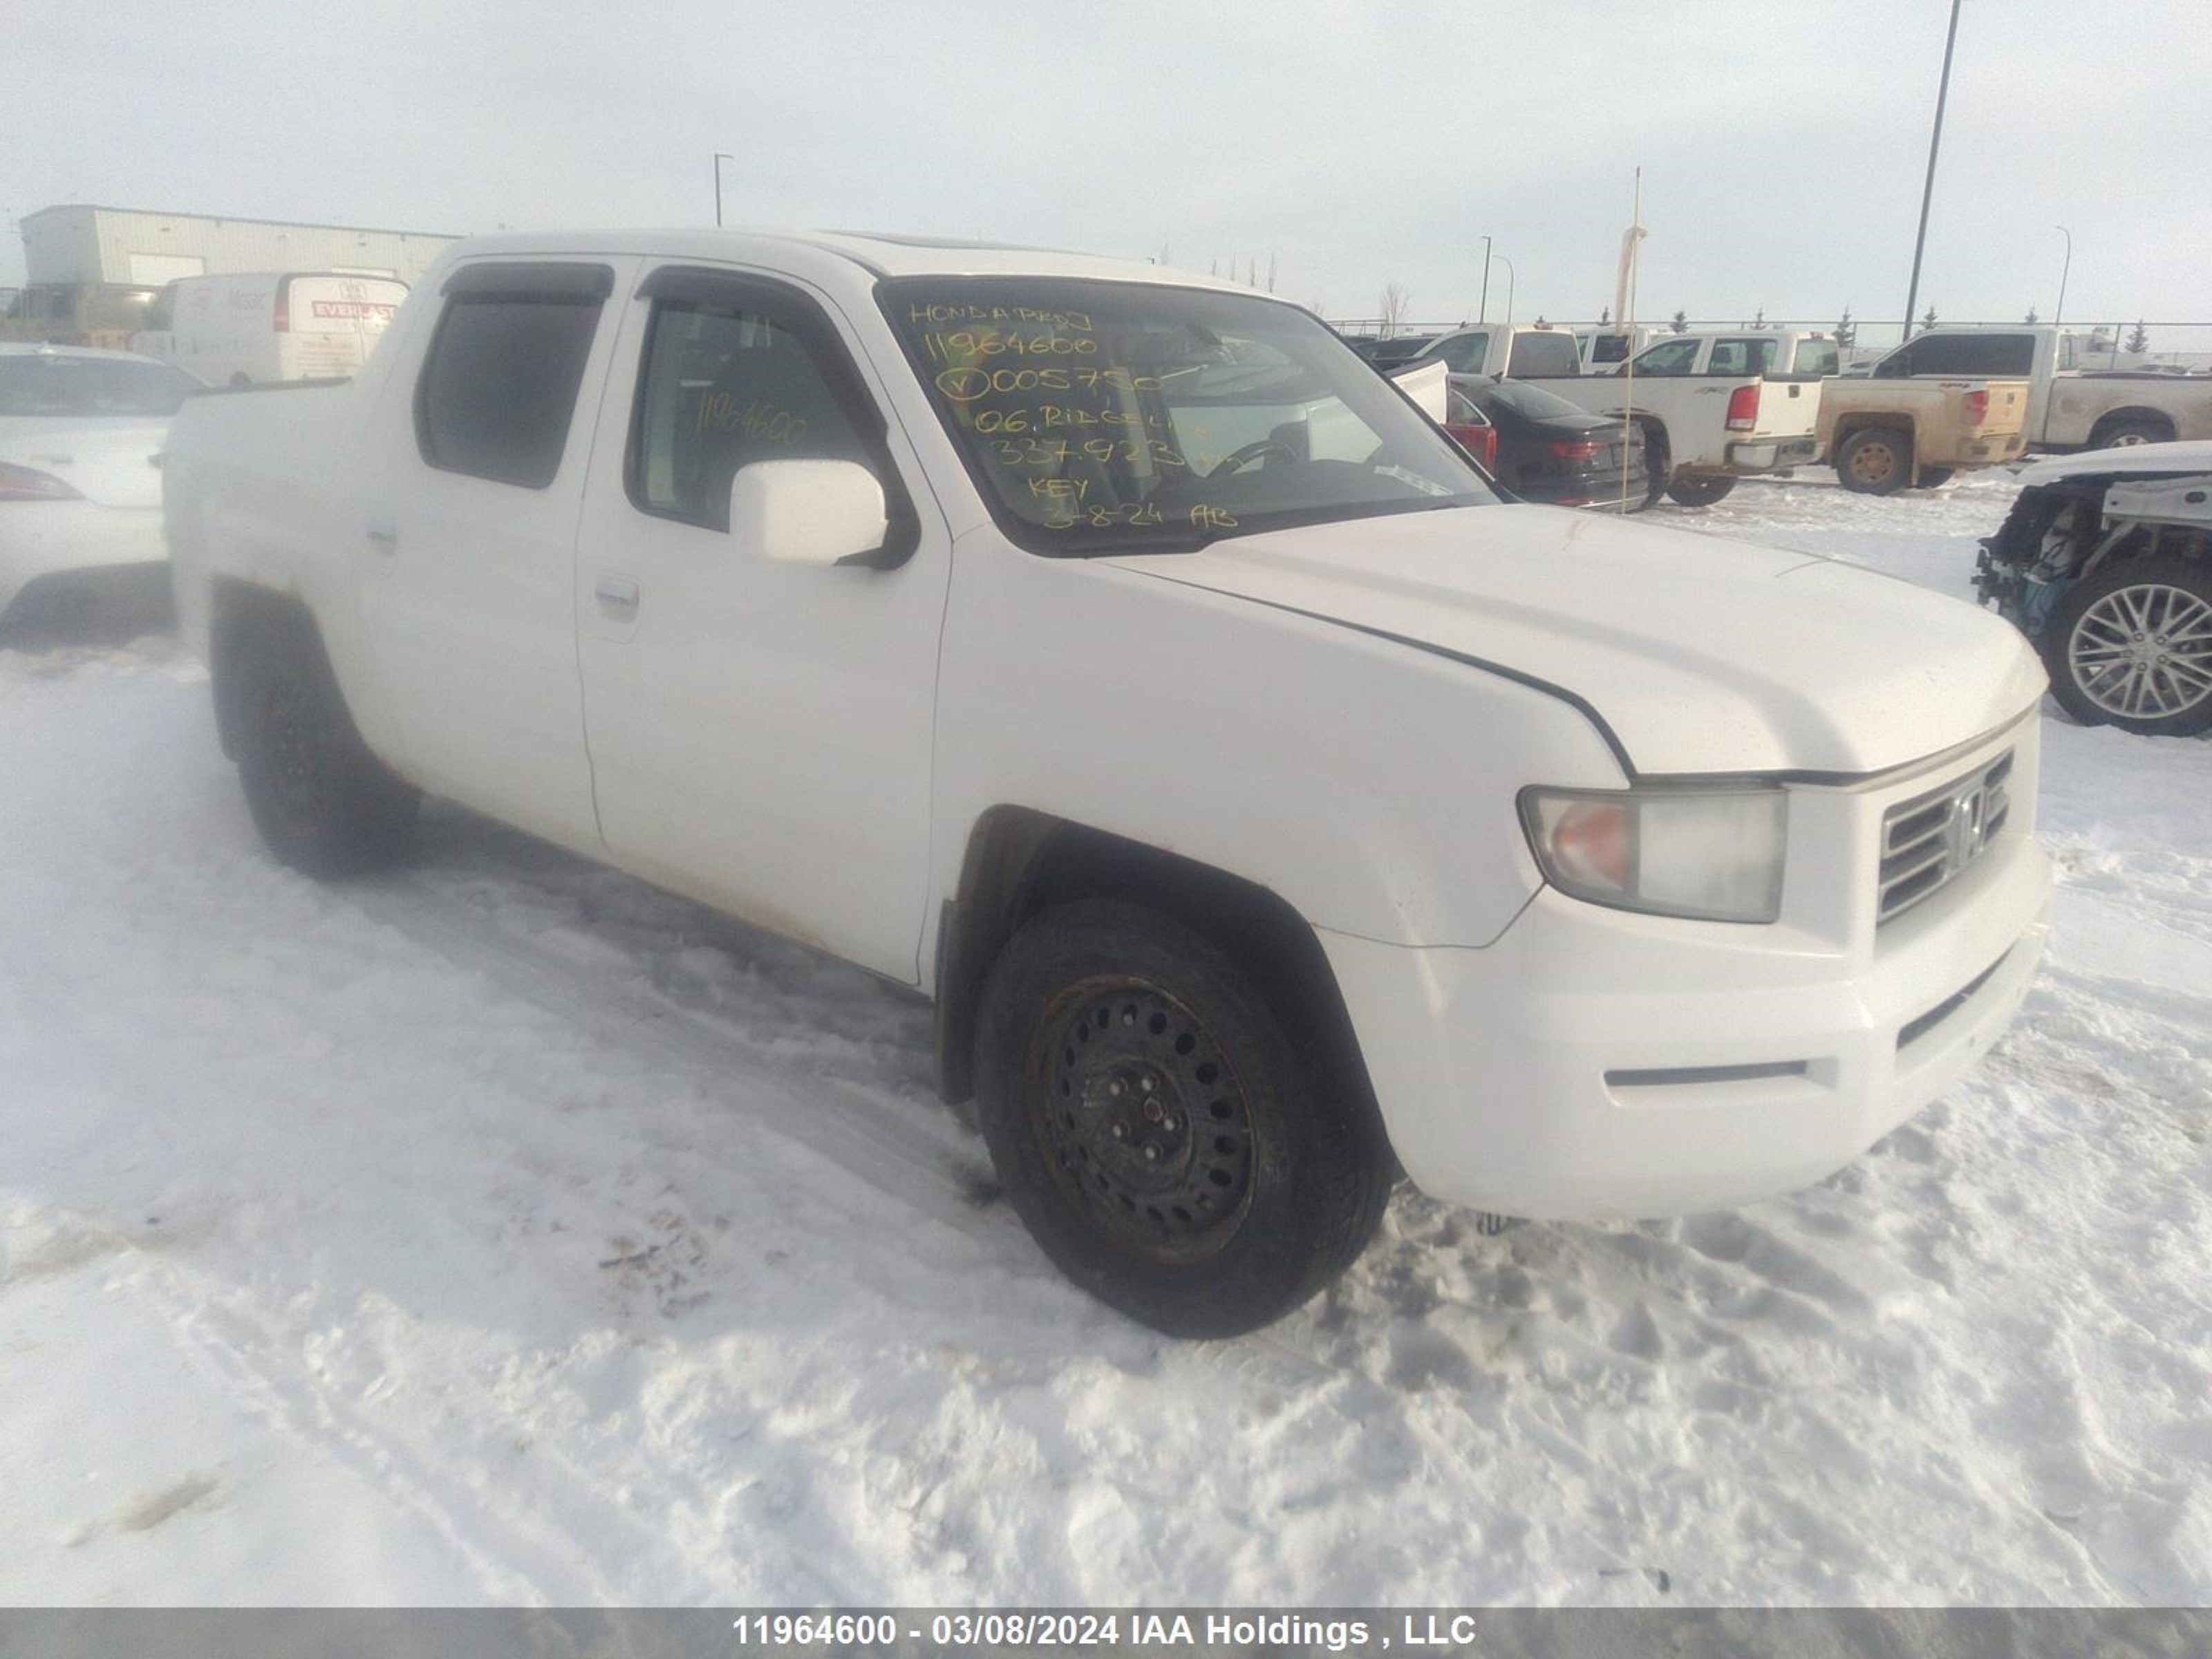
[
  {"x1": 1979, "y1": 442, "x2": 2212, "y2": 737},
  {"x1": 163, "y1": 232, "x2": 2051, "y2": 1334}
]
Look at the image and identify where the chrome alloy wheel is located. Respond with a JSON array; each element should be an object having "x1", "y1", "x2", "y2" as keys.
[{"x1": 2066, "y1": 581, "x2": 2212, "y2": 720}]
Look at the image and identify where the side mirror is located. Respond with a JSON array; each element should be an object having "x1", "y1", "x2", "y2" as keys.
[{"x1": 729, "y1": 458, "x2": 889, "y2": 568}]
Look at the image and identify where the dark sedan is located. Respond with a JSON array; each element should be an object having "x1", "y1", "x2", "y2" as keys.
[{"x1": 1447, "y1": 374, "x2": 1649, "y2": 511}]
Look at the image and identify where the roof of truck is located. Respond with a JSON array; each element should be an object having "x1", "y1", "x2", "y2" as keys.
[{"x1": 422, "y1": 228, "x2": 1259, "y2": 295}]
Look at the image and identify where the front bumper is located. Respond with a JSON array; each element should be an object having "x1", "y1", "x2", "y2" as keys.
[
  {"x1": 1723, "y1": 436, "x2": 1822, "y2": 473},
  {"x1": 1322, "y1": 718, "x2": 2050, "y2": 1219}
]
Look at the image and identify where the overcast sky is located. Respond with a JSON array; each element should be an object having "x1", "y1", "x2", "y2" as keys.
[{"x1": 10, "y1": 0, "x2": 2210, "y2": 346}]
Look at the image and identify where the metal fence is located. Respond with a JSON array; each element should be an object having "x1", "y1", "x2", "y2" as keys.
[{"x1": 1327, "y1": 317, "x2": 2212, "y2": 367}]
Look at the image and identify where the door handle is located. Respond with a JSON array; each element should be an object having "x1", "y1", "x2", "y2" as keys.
[
  {"x1": 365, "y1": 518, "x2": 398, "y2": 554},
  {"x1": 594, "y1": 575, "x2": 640, "y2": 621}
]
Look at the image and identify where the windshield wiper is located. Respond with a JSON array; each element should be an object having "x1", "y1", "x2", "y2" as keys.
[{"x1": 1050, "y1": 528, "x2": 1219, "y2": 558}]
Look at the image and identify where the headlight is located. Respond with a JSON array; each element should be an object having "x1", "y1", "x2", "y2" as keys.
[{"x1": 1519, "y1": 785, "x2": 1787, "y2": 924}]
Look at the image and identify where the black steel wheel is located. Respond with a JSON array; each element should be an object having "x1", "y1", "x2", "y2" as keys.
[
  {"x1": 1029, "y1": 979, "x2": 1257, "y2": 1263},
  {"x1": 973, "y1": 898, "x2": 1393, "y2": 1336},
  {"x1": 1664, "y1": 474, "x2": 1736, "y2": 507}
]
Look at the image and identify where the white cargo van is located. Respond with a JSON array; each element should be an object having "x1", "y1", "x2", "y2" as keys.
[{"x1": 133, "y1": 272, "x2": 408, "y2": 388}]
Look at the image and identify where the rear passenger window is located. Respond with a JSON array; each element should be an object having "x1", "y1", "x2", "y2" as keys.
[
  {"x1": 1631, "y1": 338, "x2": 1700, "y2": 376},
  {"x1": 628, "y1": 297, "x2": 870, "y2": 531},
  {"x1": 1504, "y1": 332, "x2": 1578, "y2": 377},
  {"x1": 1793, "y1": 340, "x2": 1839, "y2": 376},
  {"x1": 416, "y1": 264, "x2": 610, "y2": 488}
]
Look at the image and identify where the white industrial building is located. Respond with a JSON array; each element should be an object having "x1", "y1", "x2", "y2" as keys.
[{"x1": 19, "y1": 204, "x2": 460, "y2": 288}]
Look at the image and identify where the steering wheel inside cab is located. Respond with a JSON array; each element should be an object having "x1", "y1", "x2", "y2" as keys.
[{"x1": 1203, "y1": 420, "x2": 1311, "y2": 480}]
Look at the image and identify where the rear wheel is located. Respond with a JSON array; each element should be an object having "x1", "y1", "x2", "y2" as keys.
[
  {"x1": 1664, "y1": 474, "x2": 1736, "y2": 507},
  {"x1": 229, "y1": 623, "x2": 418, "y2": 877},
  {"x1": 973, "y1": 899, "x2": 1392, "y2": 1337},
  {"x1": 1915, "y1": 465, "x2": 1956, "y2": 488},
  {"x1": 1836, "y1": 426, "x2": 1913, "y2": 494},
  {"x1": 2090, "y1": 418, "x2": 2173, "y2": 450},
  {"x1": 2044, "y1": 555, "x2": 2212, "y2": 737}
]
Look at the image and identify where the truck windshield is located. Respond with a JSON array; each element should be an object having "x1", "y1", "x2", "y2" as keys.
[{"x1": 879, "y1": 276, "x2": 1492, "y2": 554}]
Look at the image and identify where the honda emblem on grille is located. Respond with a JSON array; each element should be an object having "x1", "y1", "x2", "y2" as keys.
[{"x1": 1946, "y1": 786, "x2": 1987, "y2": 866}]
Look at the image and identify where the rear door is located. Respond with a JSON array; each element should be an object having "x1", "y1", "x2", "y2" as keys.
[
  {"x1": 355, "y1": 256, "x2": 633, "y2": 850},
  {"x1": 571, "y1": 263, "x2": 952, "y2": 982},
  {"x1": 280, "y1": 275, "x2": 409, "y2": 380}
]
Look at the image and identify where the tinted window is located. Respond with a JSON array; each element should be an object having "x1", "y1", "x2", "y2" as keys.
[
  {"x1": 1879, "y1": 332, "x2": 2035, "y2": 378},
  {"x1": 1505, "y1": 333, "x2": 1579, "y2": 377},
  {"x1": 629, "y1": 299, "x2": 871, "y2": 531},
  {"x1": 416, "y1": 292, "x2": 602, "y2": 487},
  {"x1": 1588, "y1": 335, "x2": 1632, "y2": 365},
  {"x1": 1423, "y1": 331, "x2": 1491, "y2": 373},
  {"x1": 0, "y1": 355, "x2": 198, "y2": 418},
  {"x1": 1631, "y1": 338, "x2": 1700, "y2": 375},
  {"x1": 1792, "y1": 339, "x2": 1839, "y2": 375},
  {"x1": 1709, "y1": 339, "x2": 1754, "y2": 375}
]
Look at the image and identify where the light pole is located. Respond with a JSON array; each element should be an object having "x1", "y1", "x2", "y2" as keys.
[
  {"x1": 1478, "y1": 234, "x2": 1492, "y2": 324},
  {"x1": 2053, "y1": 225, "x2": 2072, "y2": 326},
  {"x1": 1902, "y1": 0, "x2": 1963, "y2": 341},
  {"x1": 713, "y1": 152, "x2": 734, "y2": 227},
  {"x1": 1492, "y1": 254, "x2": 1515, "y2": 328}
]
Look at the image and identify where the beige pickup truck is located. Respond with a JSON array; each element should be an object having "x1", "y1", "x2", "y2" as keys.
[{"x1": 1817, "y1": 373, "x2": 2029, "y2": 494}]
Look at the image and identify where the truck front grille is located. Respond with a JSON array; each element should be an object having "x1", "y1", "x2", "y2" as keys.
[{"x1": 1877, "y1": 751, "x2": 2013, "y2": 926}]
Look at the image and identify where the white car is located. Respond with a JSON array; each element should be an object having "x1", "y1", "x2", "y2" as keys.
[
  {"x1": 162, "y1": 231, "x2": 2052, "y2": 1335},
  {"x1": 1, "y1": 344, "x2": 198, "y2": 641}
]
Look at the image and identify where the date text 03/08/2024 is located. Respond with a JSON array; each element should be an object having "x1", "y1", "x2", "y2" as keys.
[{"x1": 729, "y1": 1611, "x2": 1501, "y2": 1649}]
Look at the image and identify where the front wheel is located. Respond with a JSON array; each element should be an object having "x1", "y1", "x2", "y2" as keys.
[
  {"x1": 2044, "y1": 555, "x2": 2212, "y2": 737},
  {"x1": 1835, "y1": 426, "x2": 1912, "y2": 494},
  {"x1": 973, "y1": 899, "x2": 1392, "y2": 1337},
  {"x1": 1665, "y1": 474, "x2": 1736, "y2": 507}
]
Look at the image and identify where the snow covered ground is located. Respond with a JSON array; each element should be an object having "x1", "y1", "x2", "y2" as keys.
[{"x1": 3, "y1": 475, "x2": 2209, "y2": 1607}]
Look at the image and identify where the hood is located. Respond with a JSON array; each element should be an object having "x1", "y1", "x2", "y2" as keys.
[
  {"x1": 1107, "y1": 504, "x2": 2045, "y2": 777},
  {"x1": 2012, "y1": 439, "x2": 2212, "y2": 486},
  {"x1": 0, "y1": 419, "x2": 169, "y2": 509}
]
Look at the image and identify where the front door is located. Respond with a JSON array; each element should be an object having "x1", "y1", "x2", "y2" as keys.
[{"x1": 572, "y1": 264, "x2": 951, "y2": 982}]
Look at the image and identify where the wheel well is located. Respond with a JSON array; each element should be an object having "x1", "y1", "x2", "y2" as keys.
[
  {"x1": 934, "y1": 810, "x2": 1380, "y2": 1132},
  {"x1": 207, "y1": 577, "x2": 321, "y2": 760},
  {"x1": 2088, "y1": 407, "x2": 2177, "y2": 445},
  {"x1": 1833, "y1": 413, "x2": 1914, "y2": 448}
]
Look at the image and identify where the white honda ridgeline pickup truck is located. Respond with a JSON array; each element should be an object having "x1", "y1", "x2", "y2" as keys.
[{"x1": 164, "y1": 231, "x2": 2052, "y2": 1336}]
